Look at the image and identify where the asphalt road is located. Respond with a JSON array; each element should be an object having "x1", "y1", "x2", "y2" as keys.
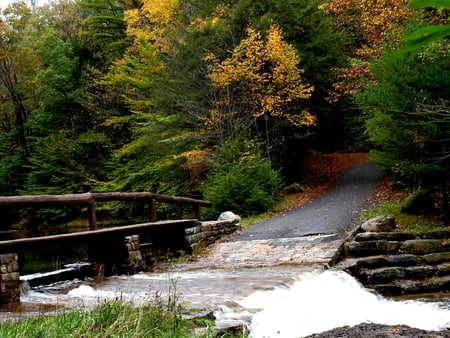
[{"x1": 228, "y1": 162, "x2": 381, "y2": 242}]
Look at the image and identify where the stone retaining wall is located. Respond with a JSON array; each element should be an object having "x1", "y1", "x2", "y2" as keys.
[
  {"x1": 0, "y1": 253, "x2": 20, "y2": 304},
  {"x1": 334, "y1": 229, "x2": 450, "y2": 296},
  {"x1": 184, "y1": 219, "x2": 240, "y2": 250},
  {"x1": 133, "y1": 219, "x2": 240, "y2": 266}
]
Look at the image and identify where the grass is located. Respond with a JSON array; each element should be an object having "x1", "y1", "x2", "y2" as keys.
[
  {"x1": 361, "y1": 198, "x2": 448, "y2": 233},
  {"x1": 0, "y1": 298, "x2": 246, "y2": 338}
]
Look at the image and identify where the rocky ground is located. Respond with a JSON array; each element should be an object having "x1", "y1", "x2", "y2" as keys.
[{"x1": 305, "y1": 323, "x2": 449, "y2": 337}]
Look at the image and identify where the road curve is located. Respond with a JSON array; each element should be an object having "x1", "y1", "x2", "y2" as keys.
[
  {"x1": 186, "y1": 162, "x2": 382, "y2": 270},
  {"x1": 230, "y1": 162, "x2": 381, "y2": 241}
]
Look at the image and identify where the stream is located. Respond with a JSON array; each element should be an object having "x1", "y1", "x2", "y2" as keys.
[{"x1": 3, "y1": 265, "x2": 450, "y2": 337}]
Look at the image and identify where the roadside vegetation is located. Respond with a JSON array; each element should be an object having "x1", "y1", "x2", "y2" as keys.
[
  {"x1": 0, "y1": 299, "x2": 245, "y2": 338},
  {"x1": 0, "y1": 291, "x2": 247, "y2": 338},
  {"x1": 0, "y1": 0, "x2": 447, "y2": 228}
]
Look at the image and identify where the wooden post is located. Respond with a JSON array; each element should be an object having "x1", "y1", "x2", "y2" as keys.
[
  {"x1": 150, "y1": 199, "x2": 157, "y2": 222},
  {"x1": 194, "y1": 204, "x2": 201, "y2": 220},
  {"x1": 88, "y1": 202, "x2": 97, "y2": 230}
]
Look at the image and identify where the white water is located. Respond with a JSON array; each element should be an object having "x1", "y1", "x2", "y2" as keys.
[
  {"x1": 217, "y1": 269, "x2": 450, "y2": 338},
  {"x1": 12, "y1": 268, "x2": 450, "y2": 337}
]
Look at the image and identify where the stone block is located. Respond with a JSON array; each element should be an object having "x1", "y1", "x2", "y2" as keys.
[
  {"x1": 0, "y1": 253, "x2": 18, "y2": 265},
  {"x1": 421, "y1": 252, "x2": 450, "y2": 264},
  {"x1": 128, "y1": 250, "x2": 142, "y2": 262},
  {"x1": 360, "y1": 215, "x2": 396, "y2": 232},
  {"x1": 1, "y1": 272, "x2": 20, "y2": 281},
  {"x1": 185, "y1": 226, "x2": 202, "y2": 235},
  {"x1": 399, "y1": 239, "x2": 442, "y2": 255}
]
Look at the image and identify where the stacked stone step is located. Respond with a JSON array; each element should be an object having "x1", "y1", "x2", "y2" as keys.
[
  {"x1": 0, "y1": 253, "x2": 20, "y2": 304},
  {"x1": 336, "y1": 229, "x2": 450, "y2": 296},
  {"x1": 123, "y1": 235, "x2": 145, "y2": 274}
]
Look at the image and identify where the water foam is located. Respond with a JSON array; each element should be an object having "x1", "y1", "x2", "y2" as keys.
[{"x1": 229, "y1": 270, "x2": 450, "y2": 337}]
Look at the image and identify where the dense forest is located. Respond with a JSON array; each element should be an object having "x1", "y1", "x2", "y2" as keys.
[{"x1": 0, "y1": 0, "x2": 448, "y2": 223}]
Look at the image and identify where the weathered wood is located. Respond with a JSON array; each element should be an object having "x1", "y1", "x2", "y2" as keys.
[
  {"x1": 0, "y1": 193, "x2": 96, "y2": 206},
  {"x1": 150, "y1": 198, "x2": 157, "y2": 222},
  {"x1": 0, "y1": 192, "x2": 211, "y2": 222},
  {"x1": 88, "y1": 202, "x2": 97, "y2": 230},
  {"x1": 0, "y1": 192, "x2": 211, "y2": 207},
  {"x1": 0, "y1": 220, "x2": 198, "y2": 252},
  {"x1": 195, "y1": 204, "x2": 201, "y2": 220}
]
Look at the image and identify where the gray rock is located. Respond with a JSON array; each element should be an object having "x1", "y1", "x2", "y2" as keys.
[
  {"x1": 218, "y1": 211, "x2": 241, "y2": 223},
  {"x1": 399, "y1": 239, "x2": 443, "y2": 255},
  {"x1": 281, "y1": 183, "x2": 304, "y2": 195},
  {"x1": 360, "y1": 215, "x2": 396, "y2": 232}
]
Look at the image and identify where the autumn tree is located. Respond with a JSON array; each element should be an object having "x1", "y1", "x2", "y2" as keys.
[
  {"x1": 322, "y1": 0, "x2": 411, "y2": 100},
  {"x1": 359, "y1": 3, "x2": 450, "y2": 220},
  {"x1": 205, "y1": 23, "x2": 314, "y2": 163}
]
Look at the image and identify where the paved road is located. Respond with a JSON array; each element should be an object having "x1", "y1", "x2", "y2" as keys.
[
  {"x1": 230, "y1": 162, "x2": 381, "y2": 241},
  {"x1": 186, "y1": 162, "x2": 381, "y2": 270}
]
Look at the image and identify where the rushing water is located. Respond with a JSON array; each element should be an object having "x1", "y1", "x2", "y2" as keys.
[{"x1": 4, "y1": 267, "x2": 450, "y2": 337}]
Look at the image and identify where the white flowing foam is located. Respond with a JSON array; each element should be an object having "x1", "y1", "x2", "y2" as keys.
[{"x1": 222, "y1": 269, "x2": 450, "y2": 338}]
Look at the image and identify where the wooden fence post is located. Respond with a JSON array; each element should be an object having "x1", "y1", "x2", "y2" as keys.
[
  {"x1": 88, "y1": 202, "x2": 97, "y2": 230},
  {"x1": 195, "y1": 204, "x2": 201, "y2": 221},
  {"x1": 150, "y1": 199, "x2": 157, "y2": 222}
]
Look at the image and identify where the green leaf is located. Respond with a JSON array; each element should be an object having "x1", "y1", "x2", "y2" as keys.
[
  {"x1": 409, "y1": 0, "x2": 450, "y2": 9},
  {"x1": 400, "y1": 25, "x2": 450, "y2": 55}
]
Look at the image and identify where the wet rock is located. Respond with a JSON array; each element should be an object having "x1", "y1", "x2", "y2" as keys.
[
  {"x1": 304, "y1": 323, "x2": 449, "y2": 338},
  {"x1": 384, "y1": 254, "x2": 420, "y2": 266},
  {"x1": 422, "y1": 252, "x2": 450, "y2": 264},
  {"x1": 404, "y1": 265, "x2": 435, "y2": 278},
  {"x1": 399, "y1": 239, "x2": 443, "y2": 255},
  {"x1": 346, "y1": 240, "x2": 400, "y2": 257},
  {"x1": 355, "y1": 232, "x2": 415, "y2": 242},
  {"x1": 360, "y1": 215, "x2": 396, "y2": 232},
  {"x1": 364, "y1": 267, "x2": 406, "y2": 282}
]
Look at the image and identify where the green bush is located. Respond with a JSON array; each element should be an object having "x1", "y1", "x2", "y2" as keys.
[{"x1": 202, "y1": 137, "x2": 282, "y2": 218}]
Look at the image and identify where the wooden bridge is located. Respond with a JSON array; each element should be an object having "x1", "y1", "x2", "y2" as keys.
[{"x1": 0, "y1": 192, "x2": 220, "y2": 304}]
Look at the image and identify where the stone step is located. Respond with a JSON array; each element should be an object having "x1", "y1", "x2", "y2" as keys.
[
  {"x1": 359, "y1": 262, "x2": 450, "y2": 283},
  {"x1": 368, "y1": 275, "x2": 450, "y2": 296},
  {"x1": 335, "y1": 252, "x2": 450, "y2": 273},
  {"x1": 345, "y1": 239, "x2": 450, "y2": 257}
]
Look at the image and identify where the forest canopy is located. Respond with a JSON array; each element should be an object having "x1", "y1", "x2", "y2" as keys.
[{"x1": 0, "y1": 0, "x2": 448, "y2": 221}]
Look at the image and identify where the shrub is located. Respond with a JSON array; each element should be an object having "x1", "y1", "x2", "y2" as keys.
[{"x1": 202, "y1": 137, "x2": 282, "y2": 218}]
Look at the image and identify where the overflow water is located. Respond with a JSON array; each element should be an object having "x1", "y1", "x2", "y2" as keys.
[
  {"x1": 227, "y1": 269, "x2": 450, "y2": 337},
  {"x1": 9, "y1": 267, "x2": 450, "y2": 337}
]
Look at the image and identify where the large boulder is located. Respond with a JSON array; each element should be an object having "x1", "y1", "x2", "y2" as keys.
[
  {"x1": 218, "y1": 211, "x2": 241, "y2": 223},
  {"x1": 360, "y1": 215, "x2": 396, "y2": 233}
]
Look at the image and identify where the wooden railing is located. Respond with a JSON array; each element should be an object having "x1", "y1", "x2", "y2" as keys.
[{"x1": 0, "y1": 192, "x2": 211, "y2": 230}]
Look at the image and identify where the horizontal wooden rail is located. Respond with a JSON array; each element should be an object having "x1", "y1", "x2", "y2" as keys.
[
  {"x1": 0, "y1": 220, "x2": 197, "y2": 252},
  {"x1": 0, "y1": 192, "x2": 211, "y2": 230}
]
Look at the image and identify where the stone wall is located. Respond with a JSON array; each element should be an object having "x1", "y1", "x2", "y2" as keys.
[
  {"x1": 134, "y1": 219, "x2": 240, "y2": 267},
  {"x1": 184, "y1": 219, "x2": 240, "y2": 250},
  {"x1": 0, "y1": 253, "x2": 20, "y2": 304},
  {"x1": 334, "y1": 225, "x2": 450, "y2": 296}
]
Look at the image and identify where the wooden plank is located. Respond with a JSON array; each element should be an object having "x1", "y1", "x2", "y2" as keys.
[
  {"x1": 0, "y1": 192, "x2": 211, "y2": 206},
  {"x1": 0, "y1": 219, "x2": 198, "y2": 252}
]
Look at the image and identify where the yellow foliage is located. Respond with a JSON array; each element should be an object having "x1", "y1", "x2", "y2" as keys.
[
  {"x1": 124, "y1": 0, "x2": 180, "y2": 54},
  {"x1": 205, "y1": 23, "x2": 314, "y2": 128},
  {"x1": 174, "y1": 149, "x2": 211, "y2": 188}
]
